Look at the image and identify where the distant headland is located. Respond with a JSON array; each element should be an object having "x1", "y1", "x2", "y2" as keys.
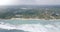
[{"x1": 0, "y1": 5, "x2": 60, "y2": 19}]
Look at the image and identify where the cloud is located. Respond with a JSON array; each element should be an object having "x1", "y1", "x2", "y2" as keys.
[
  {"x1": 15, "y1": 0, "x2": 60, "y2": 5},
  {"x1": 0, "y1": 0, "x2": 60, "y2": 5}
]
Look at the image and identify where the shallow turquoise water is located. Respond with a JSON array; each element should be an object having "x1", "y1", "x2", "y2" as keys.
[{"x1": 0, "y1": 19, "x2": 60, "y2": 25}]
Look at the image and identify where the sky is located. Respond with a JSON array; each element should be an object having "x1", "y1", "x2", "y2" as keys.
[{"x1": 0, "y1": 0, "x2": 60, "y2": 5}]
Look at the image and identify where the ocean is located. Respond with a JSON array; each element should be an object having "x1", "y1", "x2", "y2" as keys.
[{"x1": 0, "y1": 19, "x2": 60, "y2": 32}]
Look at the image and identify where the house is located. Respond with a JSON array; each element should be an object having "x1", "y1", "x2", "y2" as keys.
[{"x1": 15, "y1": 15, "x2": 23, "y2": 18}]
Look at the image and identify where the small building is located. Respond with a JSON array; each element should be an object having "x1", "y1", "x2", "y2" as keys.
[{"x1": 15, "y1": 15, "x2": 23, "y2": 18}]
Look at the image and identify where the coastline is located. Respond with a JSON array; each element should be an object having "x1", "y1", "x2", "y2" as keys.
[
  {"x1": 0, "y1": 18, "x2": 60, "y2": 21},
  {"x1": 10, "y1": 18, "x2": 59, "y2": 20}
]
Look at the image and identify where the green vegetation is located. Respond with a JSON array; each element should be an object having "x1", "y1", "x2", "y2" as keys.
[{"x1": 0, "y1": 6, "x2": 60, "y2": 19}]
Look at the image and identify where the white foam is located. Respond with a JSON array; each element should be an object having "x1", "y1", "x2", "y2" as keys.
[{"x1": 0, "y1": 22, "x2": 60, "y2": 32}]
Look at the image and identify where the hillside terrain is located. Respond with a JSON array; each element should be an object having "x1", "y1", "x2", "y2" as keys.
[{"x1": 0, "y1": 5, "x2": 60, "y2": 19}]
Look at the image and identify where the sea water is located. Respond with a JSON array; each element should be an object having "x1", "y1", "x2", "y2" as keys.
[{"x1": 0, "y1": 19, "x2": 60, "y2": 32}]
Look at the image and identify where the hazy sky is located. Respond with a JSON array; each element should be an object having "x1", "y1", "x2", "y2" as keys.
[{"x1": 0, "y1": 0, "x2": 60, "y2": 5}]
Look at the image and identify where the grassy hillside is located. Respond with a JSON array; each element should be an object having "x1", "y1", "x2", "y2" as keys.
[{"x1": 0, "y1": 6, "x2": 60, "y2": 19}]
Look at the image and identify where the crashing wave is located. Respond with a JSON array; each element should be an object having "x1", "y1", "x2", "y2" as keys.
[{"x1": 0, "y1": 22, "x2": 60, "y2": 32}]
